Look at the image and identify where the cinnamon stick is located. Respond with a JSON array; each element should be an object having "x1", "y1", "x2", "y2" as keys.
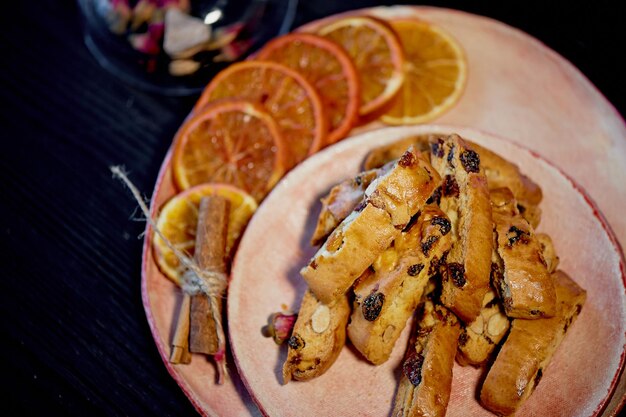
[
  {"x1": 189, "y1": 196, "x2": 230, "y2": 382},
  {"x1": 170, "y1": 293, "x2": 192, "y2": 364}
]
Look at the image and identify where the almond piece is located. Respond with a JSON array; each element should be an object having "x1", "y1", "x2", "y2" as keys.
[
  {"x1": 469, "y1": 314, "x2": 484, "y2": 334},
  {"x1": 169, "y1": 59, "x2": 201, "y2": 76},
  {"x1": 311, "y1": 304, "x2": 330, "y2": 333},
  {"x1": 482, "y1": 290, "x2": 495, "y2": 307},
  {"x1": 487, "y1": 313, "x2": 508, "y2": 337},
  {"x1": 382, "y1": 325, "x2": 396, "y2": 343}
]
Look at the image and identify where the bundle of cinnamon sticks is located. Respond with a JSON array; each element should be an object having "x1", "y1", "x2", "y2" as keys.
[{"x1": 169, "y1": 195, "x2": 230, "y2": 384}]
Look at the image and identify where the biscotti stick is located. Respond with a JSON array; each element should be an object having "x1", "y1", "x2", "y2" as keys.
[
  {"x1": 457, "y1": 232, "x2": 560, "y2": 366},
  {"x1": 491, "y1": 188, "x2": 556, "y2": 318},
  {"x1": 480, "y1": 270, "x2": 586, "y2": 416},
  {"x1": 456, "y1": 289, "x2": 509, "y2": 367},
  {"x1": 310, "y1": 168, "x2": 379, "y2": 246},
  {"x1": 348, "y1": 206, "x2": 451, "y2": 365},
  {"x1": 429, "y1": 134, "x2": 493, "y2": 324},
  {"x1": 393, "y1": 301, "x2": 461, "y2": 417},
  {"x1": 363, "y1": 135, "x2": 431, "y2": 170},
  {"x1": 363, "y1": 135, "x2": 543, "y2": 227},
  {"x1": 536, "y1": 233, "x2": 559, "y2": 273},
  {"x1": 283, "y1": 290, "x2": 350, "y2": 383},
  {"x1": 301, "y1": 147, "x2": 441, "y2": 304},
  {"x1": 469, "y1": 142, "x2": 542, "y2": 226}
]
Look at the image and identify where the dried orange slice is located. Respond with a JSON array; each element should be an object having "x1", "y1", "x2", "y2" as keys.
[
  {"x1": 318, "y1": 16, "x2": 405, "y2": 122},
  {"x1": 195, "y1": 61, "x2": 327, "y2": 167},
  {"x1": 381, "y1": 19, "x2": 467, "y2": 125},
  {"x1": 256, "y1": 33, "x2": 360, "y2": 145},
  {"x1": 172, "y1": 99, "x2": 288, "y2": 202},
  {"x1": 153, "y1": 183, "x2": 258, "y2": 285}
]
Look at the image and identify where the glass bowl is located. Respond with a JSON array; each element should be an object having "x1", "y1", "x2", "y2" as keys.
[{"x1": 78, "y1": 0, "x2": 298, "y2": 95}]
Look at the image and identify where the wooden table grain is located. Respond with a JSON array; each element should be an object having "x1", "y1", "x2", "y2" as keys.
[{"x1": 0, "y1": 1, "x2": 623, "y2": 416}]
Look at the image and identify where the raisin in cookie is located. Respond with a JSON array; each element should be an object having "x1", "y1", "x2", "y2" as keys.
[
  {"x1": 301, "y1": 147, "x2": 441, "y2": 304},
  {"x1": 480, "y1": 271, "x2": 586, "y2": 415},
  {"x1": 491, "y1": 188, "x2": 556, "y2": 318},
  {"x1": 283, "y1": 290, "x2": 350, "y2": 383},
  {"x1": 429, "y1": 134, "x2": 493, "y2": 324},
  {"x1": 393, "y1": 301, "x2": 461, "y2": 417},
  {"x1": 348, "y1": 206, "x2": 452, "y2": 364}
]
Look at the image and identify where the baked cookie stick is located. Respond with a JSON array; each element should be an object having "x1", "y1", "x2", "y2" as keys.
[
  {"x1": 363, "y1": 135, "x2": 543, "y2": 227},
  {"x1": 456, "y1": 289, "x2": 509, "y2": 367},
  {"x1": 472, "y1": 143, "x2": 542, "y2": 228},
  {"x1": 393, "y1": 301, "x2": 461, "y2": 417},
  {"x1": 362, "y1": 135, "x2": 431, "y2": 170},
  {"x1": 491, "y1": 188, "x2": 556, "y2": 318},
  {"x1": 480, "y1": 270, "x2": 586, "y2": 415},
  {"x1": 536, "y1": 233, "x2": 560, "y2": 273},
  {"x1": 348, "y1": 206, "x2": 452, "y2": 364},
  {"x1": 283, "y1": 290, "x2": 350, "y2": 383},
  {"x1": 457, "y1": 231, "x2": 560, "y2": 366},
  {"x1": 429, "y1": 134, "x2": 493, "y2": 324},
  {"x1": 310, "y1": 168, "x2": 379, "y2": 246},
  {"x1": 301, "y1": 147, "x2": 441, "y2": 304}
]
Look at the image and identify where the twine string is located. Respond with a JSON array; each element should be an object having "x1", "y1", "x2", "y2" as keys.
[
  {"x1": 110, "y1": 166, "x2": 228, "y2": 298},
  {"x1": 111, "y1": 165, "x2": 229, "y2": 383}
]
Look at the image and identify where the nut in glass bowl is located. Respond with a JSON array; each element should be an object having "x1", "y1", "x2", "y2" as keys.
[{"x1": 78, "y1": 0, "x2": 297, "y2": 95}]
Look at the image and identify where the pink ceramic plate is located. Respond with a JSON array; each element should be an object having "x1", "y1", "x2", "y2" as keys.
[
  {"x1": 143, "y1": 5, "x2": 626, "y2": 416},
  {"x1": 141, "y1": 156, "x2": 262, "y2": 417},
  {"x1": 229, "y1": 125, "x2": 626, "y2": 417}
]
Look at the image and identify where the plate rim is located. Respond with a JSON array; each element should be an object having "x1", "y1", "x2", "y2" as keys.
[{"x1": 141, "y1": 145, "x2": 215, "y2": 417}]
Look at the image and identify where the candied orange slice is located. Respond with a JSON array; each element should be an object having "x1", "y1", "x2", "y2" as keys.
[
  {"x1": 172, "y1": 99, "x2": 287, "y2": 202},
  {"x1": 195, "y1": 61, "x2": 327, "y2": 167},
  {"x1": 381, "y1": 19, "x2": 467, "y2": 125},
  {"x1": 153, "y1": 183, "x2": 257, "y2": 285},
  {"x1": 257, "y1": 33, "x2": 360, "y2": 144},
  {"x1": 318, "y1": 16, "x2": 405, "y2": 122}
]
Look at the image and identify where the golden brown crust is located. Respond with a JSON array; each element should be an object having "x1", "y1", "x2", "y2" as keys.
[
  {"x1": 491, "y1": 188, "x2": 556, "y2": 319},
  {"x1": 479, "y1": 270, "x2": 587, "y2": 415},
  {"x1": 456, "y1": 289, "x2": 510, "y2": 367},
  {"x1": 302, "y1": 203, "x2": 398, "y2": 304},
  {"x1": 362, "y1": 135, "x2": 543, "y2": 227},
  {"x1": 311, "y1": 169, "x2": 380, "y2": 246},
  {"x1": 362, "y1": 135, "x2": 431, "y2": 170},
  {"x1": 301, "y1": 147, "x2": 441, "y2": 304},
  {"x1": 516, "y1": 203, "x2": 542, "y2": 229},
  {"x1": 348, "y1": 206, "x2": 452, "y2": 364},
  {"x1": 429, "y1": 135, "x2": 493, "y2": 324},
  {"x1": 471, "y1": 142, "x2": 542, "y2": 206},
  {"x1": 473, "y1": 141, "x2": 542, "y2": 227},
  {"x1": 366, "y1": 149, "x2": 440, "y2": 228},
  {"x1": 282, "y1": 290, "x2": 351, "y2": 383},
  {"x1": 457, "y1": 229, "x2": 560, "y2": 367},
  {"x1": 393, "y1": 302, "x2": 461, "y2": 417},
  {"x1": 536, "y1": 233, "x2": 560, "y2": 273}
]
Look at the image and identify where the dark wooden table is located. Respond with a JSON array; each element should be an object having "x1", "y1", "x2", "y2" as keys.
[{"x1": 1, "y1": 1, "x2": 623, "y2": 415}]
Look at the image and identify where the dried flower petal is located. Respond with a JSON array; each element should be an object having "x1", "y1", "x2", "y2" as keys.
[{"x1": 264, "y1": 311, "x2": 297, "y2": 345}]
